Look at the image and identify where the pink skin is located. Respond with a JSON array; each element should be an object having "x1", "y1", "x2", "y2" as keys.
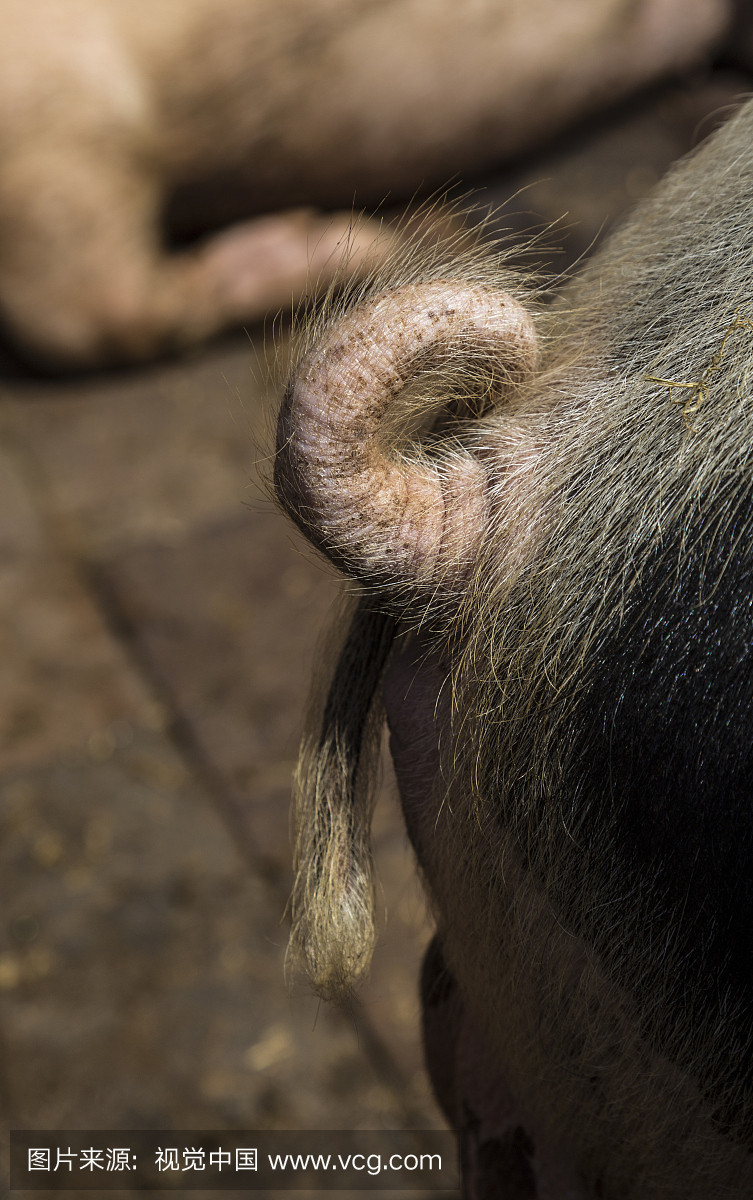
[
  {"x1": 276, "y1": 281, "x2": 537, "y2": 596},
  {"x1": 0, "y1": 149, "x2": 391, "y2": 364},
  {"x1": 189, "y1": 209, "x2": 388, "y2": 320}
]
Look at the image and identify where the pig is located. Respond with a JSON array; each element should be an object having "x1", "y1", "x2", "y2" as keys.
[
  {"x1": 274, "y1": 90, "x2": 753, "y2": 1196},
  {"x1": 0, "y1": 0, "x2": 734, "y2": 368}
]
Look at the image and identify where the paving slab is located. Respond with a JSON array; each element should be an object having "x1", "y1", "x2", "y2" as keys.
[
  {"x1": 0, "y1": 443, "x2": 156, "y2": 775},
  {"x1": 0, "y1": 743, "x2": 437, "y2": 1200},
  {"x1": 97, "y1": 513, "x2": 337, "y2": 875},
  {"x1": 0, "y1": 334, "x2": 264, "y2": 558},
  {"x1": 89, "y1": 507, "x2": 437, "y2": 1108},
  {"x1": 0, "y1": 738, "x2": 402, "y2": 1134}
]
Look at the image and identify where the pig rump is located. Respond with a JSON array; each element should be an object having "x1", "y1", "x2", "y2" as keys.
[
  {"x1": 446, "y1": 105, "x2": 753, "y2": 1188},
  {"x1": 276, "y1": 98, "x2": 753, "y2": 1194}
]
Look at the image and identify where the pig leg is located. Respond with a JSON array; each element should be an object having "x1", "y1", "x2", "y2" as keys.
[
  {"x1": 0, "y1": 146, "x2": 390, "y2": 368},
  {"x1": 422, "y1": 936, "x2": 538, "y2": 1200},
  {"x1": 386, "y1": 639, "x2": 592, "y2": 1200}
]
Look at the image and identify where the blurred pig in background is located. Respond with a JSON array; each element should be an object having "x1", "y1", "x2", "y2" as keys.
[{"x1": 0, "y1": 0, "x2": 739, "y2": 368}]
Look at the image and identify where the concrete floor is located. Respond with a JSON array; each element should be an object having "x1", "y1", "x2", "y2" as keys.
[{"x1": 0, "y1": 66, "x2": 748, "y2": 1199}]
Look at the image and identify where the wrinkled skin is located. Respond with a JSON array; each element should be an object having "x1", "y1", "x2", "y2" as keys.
[{"x1": 0, "y1": 0, "x2": 733, "y2": 366}]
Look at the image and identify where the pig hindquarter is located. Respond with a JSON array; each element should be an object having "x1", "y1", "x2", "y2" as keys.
[{"x1": 276, "y1": 95, "x2": 753, "y2": 1198}]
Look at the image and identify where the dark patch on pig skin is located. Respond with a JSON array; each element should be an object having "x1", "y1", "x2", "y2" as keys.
[
  {"x1": 421, "y1": 936, "x2": 462, "y2": 1126},
  {"x1": 473, "y1": 421, "x2": 753, "y2": 1140},
  {"x1": 558, "y1": 491, "x2": 753, "y2": 1125},
  {"x1": 460, "y1": 1114, "x2": 537, "y2": 1200}
]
